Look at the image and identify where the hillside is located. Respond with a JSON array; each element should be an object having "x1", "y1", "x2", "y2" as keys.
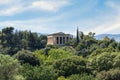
[{"x1": 95, "y1": 34, "x2": 120, "y2": 42}]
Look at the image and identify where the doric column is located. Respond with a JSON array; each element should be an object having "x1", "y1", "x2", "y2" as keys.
[
  {"x1": 63, "y1": 37, "x2": 64, "y2": 44},
  {"x1": 58, "y1": 37, "x2": 60, "y2": 45},
  {"x1": 55, "y1": 37, "x2": 57, "y2": 44},
  {"x1": 65, "y1": 37, "x2": 67, "y2": 43},
  {"x1": 62, "y1": 37, "x2": 63, "y2": 44}
]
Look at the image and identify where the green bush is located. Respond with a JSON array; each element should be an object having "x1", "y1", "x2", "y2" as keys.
[
  {"x1": 68, "y1": 73, "x2": 97, "y2": 80},
  {"x1": 35, "y1": 49, "x2": 75, "y2": 65},
  {"x1": 48, "y1": 49, "x2": 74, "y2": 60},
  {"x1": 89, "y1": 52, "x2": 116, "y2": 72},
  {"x1": 113, "y1": 54, "x2": 120, "y2": 68},
  {"x1": 96, "y1": 68, "x2": 120, "y2": 80},
  {"x1": 53, "y1": 56, "x2": 89, "y2": 77},
  {"x1": 21, "y1": 64, "x2": 57, "y2": 80},
  {"x1": 57, "y1": 76, "x2": 67, "y2": 80},
  {"x1": 14, "y1": 75, "x2": 26, "y2": 80},
  {"x1": 0, "y1": 54, "x2": 21, "y2": 80},
  {"x1": 13, "y1": 49, "x2": 40, "y2": 66}
]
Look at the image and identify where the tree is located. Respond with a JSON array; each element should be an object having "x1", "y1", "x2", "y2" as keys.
[
  {"x1": 88, "y1": 32, "x2": 95, "y2": 38},
  {"x1": 12, "y1": 30, "x2": 21, "y2": 53},
  {"x1": 68, "y1": 73, "x2": 97, "y2": 80},
  {"x1": 89, "y1": 52, "x2": 117, "y2": 72},
  {"x1": 0, "y1": 27, "x2": 48, "y2": 55},
  {"x1": 21, "y1": 64, "x2": 57, "y2": 80},
  {"x1": 13, "y1": 49, "x2": 40, "y2": 66},
  {"x1": 34, "y1": 49, "x2": 47, "y2": 65},
  {"x1": 75, "y1": 42, "x2": 87, "y2": 51},
  {"x1": 13, "y1": 75, "x2": 26, "y2": 80},
  {"x1": 102, "y1": 36, "x2": 110, "y2": 41},
  {"x1": 48, "y1": 49, "x2": 74, "y2": 61},
  {"x1": 79, "y1": 31, "x2": 84, "y2": 40},
  {"x1": 39, "y1": 35, "x2": 47, "y2": 48},
  {"x1": 35, "y1": 48, "x2": 75, "y2": 65},
  {"x1": 28, "y1": 31, "x2": 38, "y2": 50},
  {"x1": 57, "y1": 76, "x2": 67, "y2": 80},
  {"x1": 108, "y1": 42, "x2": 117, "y2": 49},
  {"x1": 113, "y1": 53, "x2": 120, "y2": 68},
  {"x1": 53, "y1": 56, "x2": 89, "y2": 77},
  {"x1": 2, "y1": 27, "x2": 14, "y2": 47},
  {"x1": 0, "y1": 54, "x2": 21, "y2": 80},
  {"x1": 117, "y1": 43, "x2": 120, "y2": 50},
  {"x1": 96, "y1": 68, "x2": 120, "y2": 80},
  {"x1": 76, "y1": 27, "x2": 80, "y2": 45}
]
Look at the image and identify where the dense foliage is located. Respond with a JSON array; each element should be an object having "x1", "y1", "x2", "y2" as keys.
[
  {"x1": 0, "y1": 54, "x2": 22, "y2": 80},
  {"x1": 53, "y1": 56, "x2": 88, "y2": 77},
  {"x1": 13, "y1": 49, "x2": 40, "y2": 66},
  {"x1": 0, "y1": 27, "x2": 120, "y2": 80},
  {"x1": 0, "y1": 27, "x2": 47, "y2": 55}
]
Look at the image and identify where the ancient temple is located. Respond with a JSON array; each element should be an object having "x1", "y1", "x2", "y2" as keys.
[{"x1": 47, "y1": 32, "x2": 73, "y2": 46}]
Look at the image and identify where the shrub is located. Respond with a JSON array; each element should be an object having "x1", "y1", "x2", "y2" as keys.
[
  {"x1": 96, "y1": 68, "x2": 120, "y2": 80},
  {"x1": 89, "y1": 52, "x2": 116, "y2": 72},
  {"x1": 13, "y1": 49, "x2": 40, "y2": 66},
  {"x1": 68, "y1": 73, "x2": 97, "y2": 80},
  {"x1": 53, "y1": 56, "x2": 89, "y2": 77},
  {"x1": 0, "y1": 54, "x2": 21, "y2": 80},
  {"x1": 21, "y1": 64, "x2": 57, "y2": 80}
]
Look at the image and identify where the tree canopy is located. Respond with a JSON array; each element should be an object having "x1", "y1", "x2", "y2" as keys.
[{"x1": 0, "y1": 27, "x2": 120, "y2": 80}]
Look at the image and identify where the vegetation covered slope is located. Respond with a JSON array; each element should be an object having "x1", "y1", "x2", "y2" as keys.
[{"x1": 0, "y1": 27, "x2": 120, "y2": 80}]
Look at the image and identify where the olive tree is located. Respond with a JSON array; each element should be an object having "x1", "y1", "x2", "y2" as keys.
[{"x1": 0, "y1": 54, "x2": 21, "y2": 80}]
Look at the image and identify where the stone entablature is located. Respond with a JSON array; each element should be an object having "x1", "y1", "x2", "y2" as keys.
[{"x1": 47, "y1": 32, "x2": 73, "y2": 45}]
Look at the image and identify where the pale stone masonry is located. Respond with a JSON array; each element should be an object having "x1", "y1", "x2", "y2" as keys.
[{"x1": 47, "y1": 32, "x2": 73, "y2": 46}]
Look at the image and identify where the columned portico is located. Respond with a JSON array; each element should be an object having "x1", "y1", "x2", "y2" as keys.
[
  {"x1": 47, "y1": 32, "x2": 72, "y2": 46},
  {"x1": 55, "y1": 36, "x2": 70, "y2": 45}
]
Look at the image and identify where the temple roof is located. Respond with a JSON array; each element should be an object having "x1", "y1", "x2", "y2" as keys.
[{"x1": 48, "y1": 32, "x2": 70, "y2": 36}]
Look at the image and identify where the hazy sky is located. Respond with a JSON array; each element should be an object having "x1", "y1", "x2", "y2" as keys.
[{"x1": 0, "y1": 0, "x2": 120, "y2": 35}]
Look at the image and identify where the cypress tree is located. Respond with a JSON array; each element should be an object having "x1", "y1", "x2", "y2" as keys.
[{"x1": 76, "y1": 27, "x2": 80, "y2": 44}]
